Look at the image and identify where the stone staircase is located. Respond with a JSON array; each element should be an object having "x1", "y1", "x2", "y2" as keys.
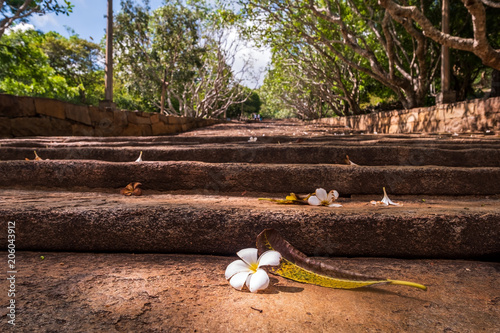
[{"x1": 1, "y1": 121, "x2": 499, "y2": 332}]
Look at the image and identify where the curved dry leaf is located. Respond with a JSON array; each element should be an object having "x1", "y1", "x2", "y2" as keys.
[
  {"x1": 26, "y1": 151, "x2": 43, "y2": 161},
  {"x1": 120, "y1": 182, "x2": 143, "y2": 196},
  {"x1": 256, "y1": 229, "x2": 426, "y2": 290}
]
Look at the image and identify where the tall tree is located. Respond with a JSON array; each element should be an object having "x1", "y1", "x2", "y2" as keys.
[
  {"x1": 378, "y1": 0, "x2": 500, "y2": 71},
  {"x1": 114, "y1": 0, "x2": 254, "y2": 117},
  {"x1": 114, "y1": 0, "x2": 204, "y2": 113},
  {"x1": 241, "y1": 0, "x2": 441, "y2": 109},
  {"x1": 42, "y1": 31, "x2": 104, "y2": 105}
]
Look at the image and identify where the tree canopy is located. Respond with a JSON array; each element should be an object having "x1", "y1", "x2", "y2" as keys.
[
  {"x1": 1, "y1": 0, "x2": 499, "y2": 119},
  {"x1": 0, "y1": 0, "x2": 73, "y2": 39}
]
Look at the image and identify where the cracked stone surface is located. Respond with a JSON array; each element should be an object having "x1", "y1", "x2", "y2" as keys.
[{"x1": 0, "y1": 252, "x2": 498, "y2": 332}]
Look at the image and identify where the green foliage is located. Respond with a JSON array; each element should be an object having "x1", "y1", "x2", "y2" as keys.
[
  {"x1": 43, "y1": 32, "x2": 104, "y2": 105},
  {"x1": 0, "y1": 29, "x2": 79, "y2": 100},
  {"x1": 0, "y1": 28, "x2": 104, "y2": 104},
  {"x1": 226, "y1": 89, "x2": 261, "y2": 118}
]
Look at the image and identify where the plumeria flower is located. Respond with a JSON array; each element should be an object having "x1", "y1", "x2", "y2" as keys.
[
  {"x1": 135, "y1": 151, "x2": 143, "y2": 162},
  {"x1": 370, "y1": 187, "x2": 402, "y2": 206},
  {"x1": 308, "y1": 188, "x2": 342, "y2": 207},
  {"x1": 248, "y1": 137, "x2": 257, "y2": 142},
  {"x1": 225, "y1": 248, "x2": 281, "y2": 293}
]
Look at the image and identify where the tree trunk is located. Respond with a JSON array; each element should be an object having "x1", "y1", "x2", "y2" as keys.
[{"x1": 160, "y1": 68, "x2": 167, "y2": 115}]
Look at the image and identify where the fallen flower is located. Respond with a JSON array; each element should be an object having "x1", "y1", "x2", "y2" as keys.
[
  {"x1": 345, "y1": 155, "x2": 358, "y2": 166},
  {"x1": 135, "y1": 151, "x2": 143, "y2": 162},
  {"x1": 225, "y1": 248, "x2": 281, "y2": 293},
  {"x1": 308, "y1": 188, "x2": 342, "y2": 207},
  {"x1": 120, "y1": 182, "x2": 143, "y2": 196},
  {"x1": 248, "y1": 137, "x2": 257, "y2": 142},
  {"x1": 370, "y1": 187, "x2": 402, "y2": 206}
]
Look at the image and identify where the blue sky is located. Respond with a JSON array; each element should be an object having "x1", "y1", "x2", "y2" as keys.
[{"x1": 29, "y1": 0, "x2": 163, "y2": 42}]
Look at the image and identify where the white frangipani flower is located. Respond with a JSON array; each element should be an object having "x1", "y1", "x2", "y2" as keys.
[
  {"x1": 308, "y1": 188, "x2": 342, "y2": 207},
  {"x1": 135, "y1": 151, "x2": 143, "y2": 162},
  {"x1": 225, "y1": 248, "x2": 281, "y2": 293},
  {"x1": 370, "y1": 187, "x2": 402, "y2": 206}
]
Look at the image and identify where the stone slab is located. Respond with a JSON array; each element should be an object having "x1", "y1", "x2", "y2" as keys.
[
  {"x1": 0, "y1": 117, "x2": 11, "y2": 137},
  {"x1": 0, "y1": 190, "x2": 498, "y2": 258},
  {"x1": 1, "y1": 144, "x2": 500, "y2": 167},
  {"x1": 127, "y1": 111, "x2": 152, "y2": 125},
  {"x1": 0, "y1": 252, "x2": 498, "y2": 332},
  {"x1": 10, "y1": 117, "x2": 52, "y2": 137},
  {"x1": 0, "y1": 94, "x2": 36, "y2": 117},
  {"x1": 0, "y1": 160, "x2": 498, "y2": 195},
  {"x1": 65, "y1": 104, "x2": 92, "y2": 125},
  {"x1": 34, "y1": 98, "x2": 66, "y2": 119}
]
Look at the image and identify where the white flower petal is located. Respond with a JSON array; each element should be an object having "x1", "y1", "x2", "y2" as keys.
[
  {"x1": 257, "y1": 250, "x2": 281, "y2": 267},
  {"x1": 315, "y1": 188, "x2": 328, "y2": 201},
  {"x1": 248, "y1": 269, "x2": 270, "y2": 293},
  {"x1": 381, "y1": 187, "x2": 401, "y2": 206},
  {"x1": 237, "y1": 248, "x2": 258, "y2": 266},
  {"x1": 327, "y1": 203, "x2": 343, "y2": 207},
  {"x1": 327, "y1": 190, "x2": 339, "y2": 201},
  {"x1": 245, "y1": 273, "x2": 252, "y2": 290},
  {"x1": 225, "y1": 260, "x2": 251, "y2": 280},
  {"x1": 308, "y1": 196, "x2": 321, "y2": 206},
  {"x1": 229, "y1": 271, "x2": 252, "y2": 290}
]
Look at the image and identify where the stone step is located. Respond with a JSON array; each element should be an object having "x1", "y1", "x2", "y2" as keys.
[
  {"x1": 1, "y1": 160, "x2": 499, "y2": 195},
  {"x1": 1, "y1": 133, "x2": 500, "y2": 147},
  {"x1": 1, "y1": 189, "x2": 498, "y2": 259},
  {"x1": 2, "y1": 144, "x2": 500, "y2": 167},
  {"x1": 2, "y1": 251, "x2": 499, "y2": 332}
]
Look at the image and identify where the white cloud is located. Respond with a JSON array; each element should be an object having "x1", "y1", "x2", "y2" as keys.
[
  {"x1": 5, "y1": 23, "x2": 35, "y2": 34},
  {"x1": 29, "y1": 13, "x2": 61, "y2": 30}
]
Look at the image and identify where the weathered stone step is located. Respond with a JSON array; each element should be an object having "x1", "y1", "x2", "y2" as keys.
[
  {"x1": 1, "y1": 190, "x2": 498, "y2": 259},
  {"x1": 3, "y1": 251, "x2": 498, "y2": 332},
  {"x1": 1, "y1": 144, "x2": 499, "y2": 167},
  {"x1": 1, "y1": 133, "x2": 499, "y2": 148},
  {"x1": 1, "y1": 160, "x2": 499, "y2": 195}
]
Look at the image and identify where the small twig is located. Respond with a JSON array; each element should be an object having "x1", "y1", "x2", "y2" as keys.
[{"x1": 250, "y1": 307, "x2": 263, "y2": 313}]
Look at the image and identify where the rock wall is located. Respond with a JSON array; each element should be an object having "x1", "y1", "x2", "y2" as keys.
[
  {"x1": 0, "y1": 94, "x2": 223, "y2": 137},
  {"x1": 314, "y1": 97, "x2": 500, "y2": 133}
]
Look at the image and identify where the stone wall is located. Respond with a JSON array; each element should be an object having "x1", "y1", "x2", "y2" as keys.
[
  {"x1": 314, "y1": 97, "x2": 500, "y2": 133},
  {"x1": 0, "y1": 94, "x2": 223, "y2": 137}
]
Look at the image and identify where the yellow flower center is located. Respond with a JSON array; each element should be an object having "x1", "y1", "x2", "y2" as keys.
[{"x1": 249, "y1": 262, "x2": 259, "y2": 273}]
